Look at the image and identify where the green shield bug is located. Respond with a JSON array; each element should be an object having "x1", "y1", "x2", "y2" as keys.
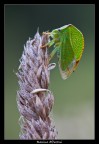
[{"x1": 41, "y1": 24, "x2": 84, "y2": 80}]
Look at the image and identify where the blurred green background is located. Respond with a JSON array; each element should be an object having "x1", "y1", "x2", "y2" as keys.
[{"x1": 4, "y1": 4, "x2": 95, "y2": 139}]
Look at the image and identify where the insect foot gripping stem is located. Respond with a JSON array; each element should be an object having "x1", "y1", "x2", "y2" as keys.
[{"x1": 40, "y1": 32, "x2": 55, "y2": 49}]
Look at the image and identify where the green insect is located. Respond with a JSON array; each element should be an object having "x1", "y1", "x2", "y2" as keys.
[{"x1": 41, "y1": 24, "x2": 84, "y2": 80}]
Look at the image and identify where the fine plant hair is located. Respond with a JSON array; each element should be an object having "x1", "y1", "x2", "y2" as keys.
[{"x1": 16, "y1": 30, "x2": 57, "y2": 139}]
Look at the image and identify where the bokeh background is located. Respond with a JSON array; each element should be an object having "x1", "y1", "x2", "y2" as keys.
[{"x1": 4, "y1": 4, "x2": 95, "y2": 139}]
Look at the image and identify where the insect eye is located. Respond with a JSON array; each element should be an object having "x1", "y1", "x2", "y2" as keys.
[{"x1": 58, "y1": 29, "x2": 61, "y2": 32}]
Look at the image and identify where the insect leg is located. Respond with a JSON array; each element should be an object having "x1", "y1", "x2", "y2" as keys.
[
  {"x1": 40, "y1": 39, "x2": 54, "y2": 48},
  {"x1": 49, "y1": 46, "x2": 59, "y2": 62}
]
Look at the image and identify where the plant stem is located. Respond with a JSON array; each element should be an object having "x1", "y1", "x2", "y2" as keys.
[{"x1": 16, "y1": 31, "x2": 57, "y2": 139}]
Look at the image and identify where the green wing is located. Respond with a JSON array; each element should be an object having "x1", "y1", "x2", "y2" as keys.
[
  {"x1": 59, "y1": 30, "x2": 75, "y2": 71},
  {"x1": 69, "y1": 25, "x2": 84, "y2": 61}
]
